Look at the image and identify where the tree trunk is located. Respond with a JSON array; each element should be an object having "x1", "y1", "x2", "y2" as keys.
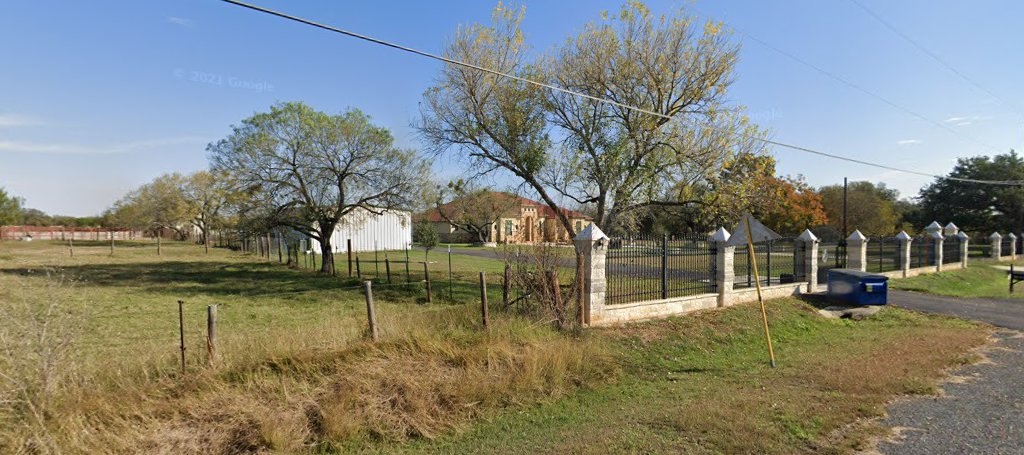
[{"x1": 319, "y1": 236, "x2": 335, "y2": 274}]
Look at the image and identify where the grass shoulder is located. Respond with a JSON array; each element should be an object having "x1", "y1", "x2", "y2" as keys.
[{"x1": 890, "y1": 262, "x2": 1024, "y2": 299}]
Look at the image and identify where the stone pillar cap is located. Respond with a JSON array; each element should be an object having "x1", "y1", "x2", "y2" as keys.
[
  {"x1": 1009, "y1": 233, "x2": 1018, "y2": 239},
  {"x1": 944, "y1": 222, "x2": 959, "y2": 230},
  {"x1": 990, "y1": 232, "x2": 1003, "y2": 240},
  {"x1": 924, "y1": 221, "x2": 943, "y2": 233},
  {"x1": 895, "y1": 231, "x2": 912, "y2": 241},
  {"x1": 956, "y1": 231, "x2": 969, "y2": 240},
  {"x1": 574, "y1": 223, "x2": 608, "y2": 242},
  {"x1": 846, "y1": 230, "x2": 867, "y2": 242},
  {"x1": 796, "y1": 229, "x2": 818, "y2": 242},
  {"x1": 709, "y1": 227, "x2": 731, "y2": 242},
  {"x1": 928, "y1": 231, "x2": 944, "y2": 240}
]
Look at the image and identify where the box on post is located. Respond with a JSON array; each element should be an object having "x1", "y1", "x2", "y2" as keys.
[{"x1": 827, "y1": 269, "x2": 888, "y2": 306}]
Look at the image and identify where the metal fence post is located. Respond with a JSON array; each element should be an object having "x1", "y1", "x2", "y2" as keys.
[{"x1": 660, "y1": 234, "x2": 668, "y2": 300}]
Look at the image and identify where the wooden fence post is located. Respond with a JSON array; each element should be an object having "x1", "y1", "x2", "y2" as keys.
[
  {"x1": 385, "y1": 257, "x2": 392, "y2": 284},
  {"x1": 480, "y1": 272, "x2": 489, "y2": 330},
  {"x1": 503, "y1": 264, "x2": 511, "y2": 308},
  {"x1": 110, "y1": 231, "x2": 115, "y2": 255},
  {"x1": 364, "y1": 281, "x2": 379, "y2": 341},
  {"x1": 206, "y1": 305, "x2": 217, "y2": 366},
  {"x1": 178, "y1": 300, "x2": 186, "y2": 374},
  {"x1": 347, "y1": 239, "x2": 353, "y2": 277},
  {"x1": 68, "y1": 235, "x2": 74, "y2": 257},
  {"x1": 157, "y1": 233, "x2": 162, "y2": 256},
  {"x1": 549, "y1": 270, "x2": 564, "y2": 327},
  {"x1": 424, "y1": 262, "x2": 432, "y2": 304},
  {"x1": 356, "y1": 256, "x2": 362, "y2": 278}
]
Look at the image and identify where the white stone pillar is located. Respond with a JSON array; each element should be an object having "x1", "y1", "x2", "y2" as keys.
[
  {"x1": 796, "y1": 229, "x2": 819, "y2": 293},
  {"x1": 1008, "y1": 233, "x2": 1018, "y2": 260},
  {"x1": 711, "y1": 227, "x2": 734, "y2": 307},
  {"x1": 847, "y1": 230, "x2": 868, "y2": 272},
  {"x1": 990, "y1": 232, "x2": 1002, "y2": 260},
  {"x1": 957, "y1": 232, "x2": 969, "y2": 268},
  {"x1": 574, "y1": 224, "x2": 608, "y2": 326},
  {"x1": 931, "y1": 231, "x2": 944, "y2": 272},
  {"x1": 896, "y1": 231, "x2": 912, "y2": 277},
  {"x1": 943, "y1": 222, "x2": 959, "y2": 237}
]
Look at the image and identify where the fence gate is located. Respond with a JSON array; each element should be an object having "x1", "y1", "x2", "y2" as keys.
[{"x1": 816, "y1": 241, "x2": 847, "y2": 284}]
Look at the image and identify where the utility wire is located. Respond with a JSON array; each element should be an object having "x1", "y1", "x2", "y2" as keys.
[
  {"x1": 215, "y1": 0, "x2": 1023, "y2": 186},
  {"x1": 689, "y1": 6, "x2": 1005, "y2": 153},
  {"x1": 847, "y1": 0, "x2": 1024, "y2": 119}
]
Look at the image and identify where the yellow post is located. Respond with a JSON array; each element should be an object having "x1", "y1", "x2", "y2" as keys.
[{"x1": 744, "y1": 217, "x2": 777, "y2": 368}]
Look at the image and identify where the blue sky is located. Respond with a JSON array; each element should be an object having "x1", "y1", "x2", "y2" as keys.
[{"x1": 1, "y1": 0, "x2": 1021, "y2": 216}]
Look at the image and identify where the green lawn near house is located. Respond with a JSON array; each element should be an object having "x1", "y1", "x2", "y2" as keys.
[{"x1": 890, "y1": 262, "x2": 1024, "y2": 299}]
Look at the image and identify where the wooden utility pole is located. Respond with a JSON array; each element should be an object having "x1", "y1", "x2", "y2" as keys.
[
  {"x1": 364, "y1": 281, "x2": 379, "y2": 341},
  {"x1": 479, "y1": 272, "x2": 489, "y2": 330}
]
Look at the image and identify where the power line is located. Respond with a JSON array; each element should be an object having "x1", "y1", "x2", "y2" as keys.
[
  {"x1": 847, "y1": 0, "x2": 1024, "y2": 119},
  {"x1": 215, "y1": 0, "x2": 1024, "y2": 186},
  {"x1": 689, "y1": 6, "x2": 1005, "y2": 154}
]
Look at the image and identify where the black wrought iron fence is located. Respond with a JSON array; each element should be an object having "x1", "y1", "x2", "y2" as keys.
[
  {"x1": 816, "y1": 241, "x2": 847, "y2": 284},
  {"x1": 733, "y1": 238, "x2": 799, "y2": 289},
  {"x1": 1002, "y1": 237, "x2": 1014, "y2": 257},
  {"x1": 604, "y1": 234, "x2": 717, "y2": 305},
  {"x1": 866, "y1": 237, "x2": 901, "y2": 273},
  {"x1": 942, "y1": 237, "x2": 961, "y2": 264},
  {"x1": 910, "y1": 236, "x2": 934, "y2": 269},
  {"x1": 968, "y1": 241, "x2": 991, "y2": 259}
]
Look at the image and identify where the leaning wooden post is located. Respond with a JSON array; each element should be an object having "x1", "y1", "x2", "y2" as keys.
[
  {"x1": 364, "y1": 281, "x2": 379, "y2": 341},
  {"x1": 206, "y1": 305, "x2": 217, "y2": 366},
  {"x1": 177, "y1": 300, "x2": 186, "y2": 374},
  {"x1": 424, "y1": 262, "x2": 432, "y2": 304},
  {"x1": 743, "y1": 217, "x2": 776, "y2": 368},
  {"x1": 479, "y1": 272, "x2": 489, "y2": 330}
]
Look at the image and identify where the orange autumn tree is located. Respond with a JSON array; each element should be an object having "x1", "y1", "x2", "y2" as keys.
[{"x1": 756, "y1": 175, "x2": 828, "y2": 234}]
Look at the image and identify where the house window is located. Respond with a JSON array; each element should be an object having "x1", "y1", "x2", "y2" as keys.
[
  {"x1": 575, "y1": 220, "x2": 582, "y2": 233},
  {"x1": 505, "y1": 220, "x2": 513, "y2": 235}
]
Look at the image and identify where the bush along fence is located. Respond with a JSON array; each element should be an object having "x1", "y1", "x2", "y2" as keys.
[{"x1": 575, "y1": 221, "x2": 1016, "y2": 326}]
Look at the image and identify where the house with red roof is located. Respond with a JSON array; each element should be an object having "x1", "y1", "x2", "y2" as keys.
[{"x1": 417, "y1": 192, "x2": 593, "y2": 244}]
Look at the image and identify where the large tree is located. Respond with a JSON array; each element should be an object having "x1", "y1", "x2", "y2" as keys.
[
  {"x1": 918, "y1": 151, "x2": 1024, "y2": 235},
  {"x1": 818, "y1": 181, "x2": 902, "y2": 237},
  {"x1": 432, "y1": 180, "x2": 518, "y2": 243},
  {"x1": 0, "y1": 187, "x2": 24, "y2": 237},
  {"x1": 106, "y1": 173, "x2": 192, "y2": 238},
  {"x1": 182, "y1": 170, "x2": 236, "y2": 251},
  {"x1": 209, "y1": 102, "x2": 427, "y2": 274},
  {"x1": 419, "y1": 3, "x2": 765, "y2": 242}
]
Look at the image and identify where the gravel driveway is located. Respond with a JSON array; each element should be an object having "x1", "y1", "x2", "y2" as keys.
[{"x1": 877, "y1": 291, "x2": 1024, "y2": 454}]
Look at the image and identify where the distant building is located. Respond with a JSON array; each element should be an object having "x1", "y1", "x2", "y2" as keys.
[
  {"x1": 418, "y1": 192, "x2": 593, "y2": 244},
  {"x1": 308, "y1": 208, "x2": 412, "y2": 253}
]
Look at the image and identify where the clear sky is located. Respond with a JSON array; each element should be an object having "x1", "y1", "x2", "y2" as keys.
[{"x1": 1, "y1": 0, "x2": 1021, "y2": 216}]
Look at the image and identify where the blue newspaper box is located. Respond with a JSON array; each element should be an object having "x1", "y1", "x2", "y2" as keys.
[{"x1": 827, "y1": 269, "x2": 888, "y2": 306}]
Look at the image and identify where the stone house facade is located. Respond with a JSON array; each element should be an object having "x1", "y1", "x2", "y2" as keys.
[{"x1": 419, "y1": 192, "x2": 593, "y2": 244}]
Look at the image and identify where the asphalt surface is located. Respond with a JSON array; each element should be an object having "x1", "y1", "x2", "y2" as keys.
[{"x1": 878, "y1": 291, "x2": 1024, "y2": 454}]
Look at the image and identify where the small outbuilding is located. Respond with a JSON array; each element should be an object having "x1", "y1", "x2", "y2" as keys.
[{"x1": 307, "y1": 208, "x2": 412, "y2": 253}]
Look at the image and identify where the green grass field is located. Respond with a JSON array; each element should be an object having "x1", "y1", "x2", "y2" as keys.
[
  {"x1": 0, "y1": 239, "x2": 993, "y2": 454},
  {"x1": 891, "y1": 261, "x2": 1024, "y2": 299}
]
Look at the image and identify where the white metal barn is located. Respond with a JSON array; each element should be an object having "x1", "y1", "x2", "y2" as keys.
[{"x1": 308, "y1": 208, "x2": 412, "y2": 253}]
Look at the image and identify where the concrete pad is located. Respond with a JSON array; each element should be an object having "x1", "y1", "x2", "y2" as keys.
[{"x1": 817, "y1": 305, "x2": 883, "y2": 319}]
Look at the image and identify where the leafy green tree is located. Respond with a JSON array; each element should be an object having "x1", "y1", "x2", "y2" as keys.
[
  {"x1": 0, "y1": 187, "x2": 24, "y2": 236},
  {"x1": 413, "y1": 220, "x2": 439, "y2": 260},
  {"x1": 918, "y1": 151, "x2": 1024, "y2": 235},
  {"x1": 419, "y1": 2, "x2": 765, "y2": 240},
  {"x1": 818, "y1": 181, "x2": 902, "y2": 237},
  {"x1": 106, "y1": 173, "x2": 191, "y2": 238},
  {"x1": 209, "y1": 102, "x2": 428, "y2": 274}
]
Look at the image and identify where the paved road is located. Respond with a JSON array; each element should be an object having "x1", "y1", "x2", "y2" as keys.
[{"x1": 878, "y1": 291, "x2": 1024, "y2": 454}]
